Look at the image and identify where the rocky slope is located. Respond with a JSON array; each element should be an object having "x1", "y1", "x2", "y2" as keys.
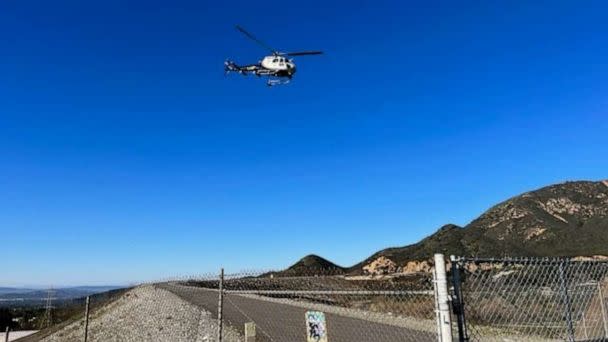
[
  {"x1": 295, "y1": 180, "x2": 608, "y2": 274},
  {"x1": 35, "y1": 285, "x2": 241, "y2": 342},
  {"x1": 463, "y1": 180, "x2": 608, "y2": 256},
  {"x1": 355, "y1": 180, "x2": 608, "y2": 273}
]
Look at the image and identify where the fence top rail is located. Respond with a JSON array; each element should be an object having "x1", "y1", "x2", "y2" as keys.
[
  {"x1": 451, "y1": 256, "x2": 608, "y2": 264},
  {"x1": 224, "y1": 290, "x2": 434, "y2": 295}
]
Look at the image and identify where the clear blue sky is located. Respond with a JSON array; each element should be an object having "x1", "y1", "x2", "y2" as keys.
[{"x1": 1, "y1": 1, "x2": 607, "y2": 286}]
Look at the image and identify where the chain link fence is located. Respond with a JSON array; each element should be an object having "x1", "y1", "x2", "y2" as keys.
[
  {"x1": 170, "y1": 268, "x2": 438, "y2": 342},
  {"x1": 452, "y1": 257, "x2": 608, "y2": 342},
  {"x1": 14, "y1": 269, "x2": 439, "y2": 342},
  {"x1": 15, "y1": 255, "x2": 608, "y2": 342}
]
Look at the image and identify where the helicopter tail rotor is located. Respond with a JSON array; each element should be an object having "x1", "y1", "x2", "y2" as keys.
[{"x1": 224, "y1": 60, "x2": 240, "y2": 74}]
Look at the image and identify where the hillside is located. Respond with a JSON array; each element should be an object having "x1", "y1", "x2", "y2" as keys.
[
  {"x1": 19, "y1": 285, "x2": 240, "y2": 342},
  {"x1": 293, "y1": 180, "x2": 608, "y2": 273},
  {"x1": 462, "y1": 180, "x2": 608, "y2": 256},
  {"x1": 349, "y1": 224, "x2": 467, "y2": 271},
  {"x1": 0, "y1": 287, "x2": 35, "y2": 295},
  {"x1": 275, "y1": 254, "x2": 346, "y2": 276},
  {"x1": 353, "y1": 180, "x2": 608, "y2": 271},
  {"x1": 0, "y1": 286, "x2": 123, "y2": 307}
]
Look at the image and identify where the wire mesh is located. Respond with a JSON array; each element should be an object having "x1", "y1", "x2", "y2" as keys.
[
  {"x1": 25, "y1": 269, "x2": 438, "y2": 341},
  {"x1": 15, "y1": 257, "x2": 608, "y2": 341},
  {"x1": 177, "y1": 268, "x2": 438, "y2": 342},
  {"x1": 453, "y1": 257, "x2": 608, "y2": 342}
]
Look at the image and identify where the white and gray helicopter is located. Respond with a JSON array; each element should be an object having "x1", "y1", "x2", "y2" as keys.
[{"x1": 225, "y1": 25, "x2": 323, "y2": 86}]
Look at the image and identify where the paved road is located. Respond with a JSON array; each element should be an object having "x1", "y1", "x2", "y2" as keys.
[
  {"x1": 160, "y1": 283, "x2": 435, "y2": 342},
  {"x1": 1, "y1": 331, "x2": 38, "y2": 342}
]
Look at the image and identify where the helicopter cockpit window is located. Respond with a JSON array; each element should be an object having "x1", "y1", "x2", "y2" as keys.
[{"x1": 273, "y1": 58, "x2": 278, "y2": 63}]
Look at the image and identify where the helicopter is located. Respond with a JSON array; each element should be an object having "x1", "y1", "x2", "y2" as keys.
[{"x1": 225, "y1": 25, "x2": 323, "y2": 86}]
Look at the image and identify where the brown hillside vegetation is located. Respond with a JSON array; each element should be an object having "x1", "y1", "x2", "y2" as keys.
[{"x1": 289, "y1": 180, "x2": 608, "y2": 274}]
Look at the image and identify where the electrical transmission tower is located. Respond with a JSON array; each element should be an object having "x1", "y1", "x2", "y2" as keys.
[{"x1": 40, "y1": 288, "x2": 56, "y2": 328}]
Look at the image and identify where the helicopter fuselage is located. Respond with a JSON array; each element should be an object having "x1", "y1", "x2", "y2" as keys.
[
  {"x1": 260, "y1": 56, "x2": 296, "y2": 76},
  {"x1": 224, "y1": 55, "x2": 296, "y2": 82}
]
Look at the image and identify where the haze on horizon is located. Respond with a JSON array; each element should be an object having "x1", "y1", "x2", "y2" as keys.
[{"x1": 1, "y1": 1, "x2": 607, "y2": 286}]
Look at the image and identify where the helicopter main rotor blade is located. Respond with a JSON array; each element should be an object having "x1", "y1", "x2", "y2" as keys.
[
  {"x1": 235, "y1": 25, "x2": 277, "y2": 54},
  {"x1": 283, "y1": 51, "x2": 324, "y2": 56}
]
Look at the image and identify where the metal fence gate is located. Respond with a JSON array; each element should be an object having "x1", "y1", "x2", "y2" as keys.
[{"x1": 450, "y1": 256, "x2": 608, "y2": 342}]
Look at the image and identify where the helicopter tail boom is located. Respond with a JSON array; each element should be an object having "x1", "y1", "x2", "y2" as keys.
[{"x1": 224, "y1": 60, "x2": 260, "y2": 75}]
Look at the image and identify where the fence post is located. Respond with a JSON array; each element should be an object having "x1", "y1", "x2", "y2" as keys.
[
  {"x1": 4, "y1": 326, "x2": 9, "y2": 342},
  {"x1": 245, "y1": 322, "x2": 256, "y2": 342},
  {"x1": 558, "y1": 260, "x2": 575, "y2": 342},
  {"x1": 598, "y1": 281, "x2": 608, "y2": 338},
  {"x1": 218, "y1": 268, "x2": 224, "y2": 342},
  {"x1": 434, "y1": 254, "x2": 453, "y2": 342},
  {"x1": 451, "y1": 255, "x2": 469, "y2": 342},
  {"x1": 84, "y1": 296, "x2": 90, "y2": 342}
]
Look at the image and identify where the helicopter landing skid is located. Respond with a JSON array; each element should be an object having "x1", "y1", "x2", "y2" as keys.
[{"x1": 267, "y1": 78, "x2": 290, "y2": 87}]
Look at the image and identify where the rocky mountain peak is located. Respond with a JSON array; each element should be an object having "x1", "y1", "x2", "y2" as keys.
[
  {"x1": 363, "y1": 180, "x2": 608, "y2": 270},
  {"x1": 468, "y1": 181, "x2": 608, "y2": 245},
  {"x1": 290, "y1": 180, "x2": 608, "y2": 275}
]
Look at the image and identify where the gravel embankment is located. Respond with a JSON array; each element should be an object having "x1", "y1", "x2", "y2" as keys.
[{"x1": 38, "y1": 285, "x2": 241, "y2": 342}]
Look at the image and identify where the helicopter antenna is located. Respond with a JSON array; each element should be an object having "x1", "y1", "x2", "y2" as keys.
[{"x1": 235, "y1": 25, "x2": 278, "y2": 55}]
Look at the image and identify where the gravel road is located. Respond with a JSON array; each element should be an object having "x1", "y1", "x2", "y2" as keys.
[{"x1": 160, "y1": 283, "x2": 436, "y2": 342}]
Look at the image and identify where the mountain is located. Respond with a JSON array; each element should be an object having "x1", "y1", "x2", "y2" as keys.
[
  {"x1": 461, "y1": 180, "x2": 608, "y2": 256},
  {"x1": 276, "y1": 254, "x2": 346, "y2": 276},
  {"x1": 293, "y1": 180, "x2": 608, "y2": 273},
  {"x1": 0, "y1": 287, "x2": 36, "y2": 295},
  {"x1": 349, "y1": 223, "x2": 467, "y2": 270},
  {"x1": 352, "y1": 180, "x2": 608, "y2": 271}
]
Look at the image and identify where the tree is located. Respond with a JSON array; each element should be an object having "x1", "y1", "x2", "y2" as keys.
[{"x1": 0, "y1": 308, "x2": 15, "y2": 330}]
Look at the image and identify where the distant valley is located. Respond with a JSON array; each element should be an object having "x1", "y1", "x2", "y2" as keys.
[{"x1": 0, "y1": 286, "x2": 123, "y2": 307}]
